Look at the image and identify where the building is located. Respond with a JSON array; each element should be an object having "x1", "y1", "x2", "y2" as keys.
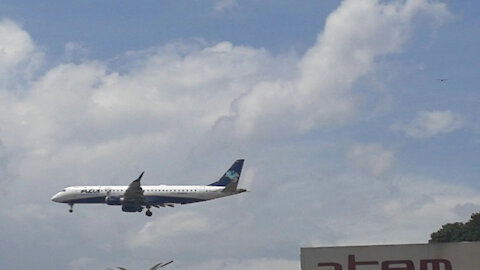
[{"x1": 301, "y1": 242, "x2": 480, "y2": 270}]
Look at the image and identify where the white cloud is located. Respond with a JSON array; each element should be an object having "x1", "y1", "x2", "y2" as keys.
[
  {"x1": 0, "y1": 1, "x2": 466, "y2": 269},
  {"x1": 213, "y1": 0, "x2": 238, "y2": 13},
  {"x1": 0, "y1": 19, "x2": 34, "y2": 70},
  {"x1": 309, "y1": 173, "x2": 480, "y2": 246},
  {"x1": 189, "y1": 258, "x2": 299, "y2": 270},
  {"x1": 0, "y1": 19, "x2": 42, "y2": 88},
  {"x1": 0, "y1": 0, "x2": 452, "y2": 159},
  {"x1": 0, "y1": 41, "x2": 277, "y2": 159},
  {"x1": 0, "y1": 139, "x2": 7, "y2": 168},
  {"x1": 68, "y1": 257, "x2": 95, "y2": 270},
  {"x1": 347, "y1": 144, "x2": 394, "y2": 176},
  {"x1": 225, "y1": 0, "x2": 452, "y2": 137},
  {"x1": 395, "y1": 110, "x2": 464, "y2": 138},
  {"x1": 8, "y1": 203, "x2": 50, "y2": 220},
  {"x1": 65, "y1": 42, "x2": 89, "y2": 62},
  {"x1": 372, "y1": 176, "x2": 480, "y2": 243},
  {"x1": 129, "y1": 211, "x2": 210, "y2": 248}
]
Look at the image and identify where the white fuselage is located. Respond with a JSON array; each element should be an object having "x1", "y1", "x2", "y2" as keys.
[{"x1": 51, "y1": 184, "x2": 234, "y2": 206}]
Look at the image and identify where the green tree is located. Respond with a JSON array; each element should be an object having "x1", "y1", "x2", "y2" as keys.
[
  {"x1": 464, "y1": 212, "x2": 480, "y2": 241},
  {"x1": 430, "y1": 212, "x2": 480, "y2": 242}
]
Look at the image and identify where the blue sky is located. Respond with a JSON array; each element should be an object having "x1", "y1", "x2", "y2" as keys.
[
  {"x1": 1, "y1": 1, "x2": 337, "y2": 60},
  {"x1": 1, "y1": 1, "x2": 480, "y2": 269}
]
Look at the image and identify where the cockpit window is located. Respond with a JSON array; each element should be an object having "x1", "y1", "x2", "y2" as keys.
[{"x1": 62, "y1": 189, "x2": 66, "y2": 192}]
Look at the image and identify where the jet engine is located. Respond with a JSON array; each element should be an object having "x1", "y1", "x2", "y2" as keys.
[
  {"x1": 105, "y1": 196, "x2": 123, "y2": 205},
  {"x1": 121, "y1": 201, "x2": 143, "y2": 212}
]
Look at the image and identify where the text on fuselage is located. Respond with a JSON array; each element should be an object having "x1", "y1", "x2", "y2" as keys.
[{"x1": 80, "y1": 189, "x2": 101, "y2": 194}]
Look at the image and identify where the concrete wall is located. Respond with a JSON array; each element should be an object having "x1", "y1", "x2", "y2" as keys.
[{"x1": 301, "y1": 242, "x2": 480, "y2": 270}]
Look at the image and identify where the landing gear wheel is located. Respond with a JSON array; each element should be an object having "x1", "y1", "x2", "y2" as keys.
[
  {"x1": 69, "y1": 204, "x2": 74, "y2": 213},
  {"x1": 146, "y1": 210, "x2": 152, "y2": 217}
]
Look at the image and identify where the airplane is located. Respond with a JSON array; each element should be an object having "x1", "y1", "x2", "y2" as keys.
[{"x1": 51, "y1": 159, "x2": 246, "y2": 216}]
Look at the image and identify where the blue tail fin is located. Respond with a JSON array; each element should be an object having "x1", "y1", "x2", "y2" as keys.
[{"x1": 208, "y1": 159, "x2": 244, "y2": 188}]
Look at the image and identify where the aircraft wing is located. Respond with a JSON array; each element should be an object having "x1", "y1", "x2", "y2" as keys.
[{"x1": 123, "y1": 172, "x2": 146, "y2": 204}]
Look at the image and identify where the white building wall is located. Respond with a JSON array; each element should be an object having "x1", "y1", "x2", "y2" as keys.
[{"x1": 301, "y1": 242, "x2": 480, "y2": 270}]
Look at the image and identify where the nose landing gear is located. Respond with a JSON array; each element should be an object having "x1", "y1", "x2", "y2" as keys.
[{"x1": 68, "y1": 204, "x2": 74, "y2": 213}]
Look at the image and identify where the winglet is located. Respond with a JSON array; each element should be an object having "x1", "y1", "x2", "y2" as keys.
[
  {"x1": 127, "y1": 171, "x2": 144, "y2": 192},
  {"x1": 134, "y1": 171, "x2": 144, "y2": 182}
]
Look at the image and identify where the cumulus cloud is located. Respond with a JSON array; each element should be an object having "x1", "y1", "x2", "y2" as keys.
[
  {"x1": 129, "y1": 211, "x2": 210, "y2": 248},
  {"x1": 347, "y1": 144, "x2": 394, "y2": 176},
  {"x1": 373, "y1": 176, "x2": 480, "y2": 243},
  {"x1": 225, "y1": 0, "x2": 452, "y2": 137},
  {"x1": 394, "y1": 110, "x2": 464, "y2": 138},
  {"x1": 0, "y1": 40, "x2": 281, "y2": 180},
  {"x1": 0, "y1": 19, "x2": 42, "y2": 88},
  {"x1": 0, "y1": 0, "x2": 453, "y2": 160},
  {"x1": 0, "y1": 19, "x2": 34, "y2": 71},
  {"x1": 325, "y1": 173, "x2": 480, "y2": 246},
  {"x1": 0, "y1": 1, "x2": 466, "y2": 269}
]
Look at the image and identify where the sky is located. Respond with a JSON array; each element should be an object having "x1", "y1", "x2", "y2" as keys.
[{"x1": 0, "y1": 0, "x2": 480, "y2": 269}]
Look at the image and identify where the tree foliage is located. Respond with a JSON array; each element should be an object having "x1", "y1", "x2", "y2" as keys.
[{"x1": 430, "y1": 212, "x2": 480, "y2": 242}]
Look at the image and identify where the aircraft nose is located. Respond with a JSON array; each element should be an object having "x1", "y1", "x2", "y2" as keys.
[{"x1": 51, "y1": 193, "x2": 62, "y2": 202}]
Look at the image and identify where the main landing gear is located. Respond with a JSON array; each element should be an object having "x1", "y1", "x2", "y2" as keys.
[
  {"x1": 68, "y1": 203, "x2": 74, "y2": 213},
  {"x1": 145, "y1": 206, "x2": 153, "y2": 217}
]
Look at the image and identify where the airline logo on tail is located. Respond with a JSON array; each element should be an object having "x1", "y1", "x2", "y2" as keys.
[{"x1": 225, "y1": 170, "x2": 240, "y2": 181}]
